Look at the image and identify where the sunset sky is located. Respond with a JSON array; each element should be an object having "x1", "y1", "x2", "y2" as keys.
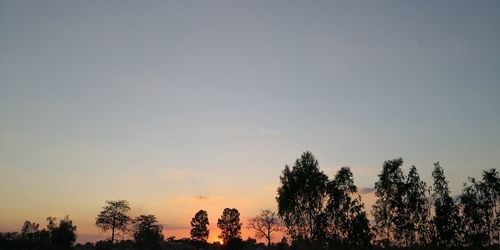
[{"x1": 1, "y1": 0, "x2": 500, "y2": 244}]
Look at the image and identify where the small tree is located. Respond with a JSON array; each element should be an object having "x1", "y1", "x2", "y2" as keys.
[
  {"x1": 133, "y1": 214, "x2": 163, "y2": 250},
  {"x1": 217, "y1": 208, "x2": 242, "y2": 244},
  {"x1": 190, "y1": 210, "x2": 209, "y2": 242},
  {"x1": 247, "y1": 209, "x2": 282, "y2": 246},
  {"x1": 95, "y1": 200, "x2": 131, "y2": 243}
]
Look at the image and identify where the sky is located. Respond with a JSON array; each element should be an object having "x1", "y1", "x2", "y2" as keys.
[{"x1": 1, "y1": 0, "x2": 500, "y2": 244}]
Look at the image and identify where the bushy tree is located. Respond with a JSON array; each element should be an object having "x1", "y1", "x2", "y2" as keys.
[
  {"x1": 133, "y1": 214, "x2": 163, "y2": 250},
  {"x1": 95, "y1": 200, "x2": 131, "y2": 243},
  {"x1": 276, "y1": 151, "x2": 328, "y2": 242},
  {"x1": 217, "y1": 208, "x2": 242, "y2": 244},
  {"x1": 190, "y1": 210, "x2": 209, "y2": 242},
  {"x1": 48, "y1": 216, "x2": 77, "y2": 250}
]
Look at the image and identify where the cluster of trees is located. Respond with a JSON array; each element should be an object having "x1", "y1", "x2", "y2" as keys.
[
  {"x1": 0, "y1": 216, "x2": 77, "y2": 250},
  {"x1": 276, "y1": 151, "x2": 500, "y2": 249},
  {"x1": 1, "y1": 151, "x2": 498, "y2": 250}
]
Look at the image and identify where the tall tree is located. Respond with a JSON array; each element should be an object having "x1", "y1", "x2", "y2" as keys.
[
  {"x1": 403, "y1": 166, "x2": 430, "y2": 246},
  {"x1": 247, "y1": 209, "x2": 282, "y2": 246},
  {"x1": 479, "y1": 168, "x2": 500, "y2": 245},
  {"x1": 461, "y1": 177, "x2": 489, "y2": 247},
  {"x1": 432, "y1": 162, "x2": 461, "y2": 247},
  {"x1": 217, "y1": 208, "x2": 242, "y2": 244},
  {"x1": 276, "y1": 151, "x2": 328, "y2": 242},
  {"x1": 326, "y1": 167, "x2": 371, "y2": 246},
  {"x1": 190, "y1": 210, "x2": 209, "y2": 242},
  {"x1": 372, "y1": 158, "x2": 405, "y2": 246},
  {"x1": 133, "y1": 214, "x2": 163, "y2": 250},
  {"x1": 95, "y1": 200, "x2": 131, "y2": 243}
]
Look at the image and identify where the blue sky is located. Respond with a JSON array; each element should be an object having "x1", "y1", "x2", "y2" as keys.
[{"x1": 1, "y1": 0, "x2": 499, "y2": 242}]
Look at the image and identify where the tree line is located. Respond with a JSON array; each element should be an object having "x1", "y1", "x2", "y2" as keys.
[{"x1": 1, "y1": 151, "x2": 498, "y2": 250}]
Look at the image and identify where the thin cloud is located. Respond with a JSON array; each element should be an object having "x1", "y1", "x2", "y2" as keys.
[
  {"x1": 359, "y1": 187, "x2": 376, "y2": 194},
  {"x1": 194, "y1": 195, "x2": 209, "y2": 201}
]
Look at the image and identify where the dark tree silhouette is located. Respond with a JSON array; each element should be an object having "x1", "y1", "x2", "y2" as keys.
[
  {"x1": 461, "y1": 168, "x2": 500, "y2": 246},
  {"x1": 372, "y1": 158, "x2": 405, "y2": 246},
  {"x1": 95, "y1": 200, "x2": 131, "y2": 243},
  {"x1": 190, "y1": 209, "x2": 209, "y2": 242},
  {"x1": 326, "y1": 167, "x2": 372, "y2": 246},
  {"x1": 479, "y1": 168, "x2": 500, "y2": 245},
  {"x1": 403, "y1": 166, "x2": 431, "y2": 246},
  {"x1": 48, "y1": 216, "x2": 77, "y2": 250},
  {"x1": 132, "y1": 214, "x2": 163, "y2": 250},
  {"x1": 432, "y1": 162, "x2": 461, "y2": 247},
  {"x1": 276, "y1": 151, "x2": 328, "y2": 242},
  {"x1": 217, "y1": 208, "x2": 242, "y2": 244},
  {"x1": 247, "y1": 209, "x2": 282, "y2": 246}
]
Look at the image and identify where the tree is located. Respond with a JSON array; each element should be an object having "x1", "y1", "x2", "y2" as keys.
[
  {"x1": 95, "y1": 200, "x2": 131, "y2": 243},
  {"x1": 48, "y1": 216, "x2": 77, "y2": 250},
  {"x1": 401, "y1": 166, "x2": 430, "y2": 246},
  {"x1": 133, "y1": 214, "x2": 163, "y2": 250},
  {"x1": 372, "y1": 158, "x2": 405, "y2": 246},
  {"x1": 217, "y1": 208, "x2": 242, "y2": 244},
  {"x1": 247, "y1": 209, "x2": 282, "y2": 246},
  {"x1": 190, "y1": 210, "x2": 209, "y2": 242},
  {"x1": 460, "y1": 168, "x2": 500, "y2": 246},
  {"x1": 326, "y1": 167, "x2": 371, "y2": 246},
  {"x1": 276, "y1": 151, "x2": 329, "y2": 242},
  {"x1": 432, "y1": 162, "x2": 461, "y2": 247}
]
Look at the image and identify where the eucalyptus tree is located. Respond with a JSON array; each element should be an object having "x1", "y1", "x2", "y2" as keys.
[
  {"x1": 432, "y1": 162, "x2": 461, "y2": 247},
  {"x1": 326, "y1": 167, "x2": 371, "y2": 246},
  {"x1": 403, "y1": 166, "x2": 431, "y2": 246},
  {"x1": 372, "y1": 158, "x2": 406, "y2": 246}
]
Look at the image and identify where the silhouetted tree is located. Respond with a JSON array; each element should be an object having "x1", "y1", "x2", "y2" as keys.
[
  {"x1": 95, "y1": 200, "x2": 131, "y2": 243},
  {"x1": 48, "y1": 216, "x2": 77, "y2": 250},
  {"x1": 461, "y1": 168, "x2": 500, "y2": 246},
  {"x1": 247, "y1": 209, "x2": 282, "y2": 246},
  {"x1": 132, "y1": 214, "x2": 163, "y2": 250},
  {"x1": 277, "y1": 151, "x2": 328, "y2": 242},
  {"x1": 372, "y1": 158, "x2": 405, "y2": 246},
  {"x1": 479, "y1": 168, "x2": 500, "y2": 245},
  {"x1": 403, "y1": 166, "x2": 431, "y2": 246},
  {"x1": 461, "y1": 177, "x2": 489, "y2": 247},
  {"x1": 190, "y1": 209, "x2": 209, "y2": 242},
  {"x1": 217, "y1": 208, "x2": 242, "y2": 244},
  {"x1": 432, "y1": 162, "x2": 461, "y2": 247},
  {"x1": 326, "y1": 167, "x2": 371, "y2": 246}
]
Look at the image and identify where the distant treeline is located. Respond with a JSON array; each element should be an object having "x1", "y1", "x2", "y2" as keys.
[{"x1": 1, "y1": 151, "x2": 499, "y2": 250}]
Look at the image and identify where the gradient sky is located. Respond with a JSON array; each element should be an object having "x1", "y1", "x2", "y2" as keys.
[{"x1": 1, "y1": 0, "x2": 500, "y2": 244}]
